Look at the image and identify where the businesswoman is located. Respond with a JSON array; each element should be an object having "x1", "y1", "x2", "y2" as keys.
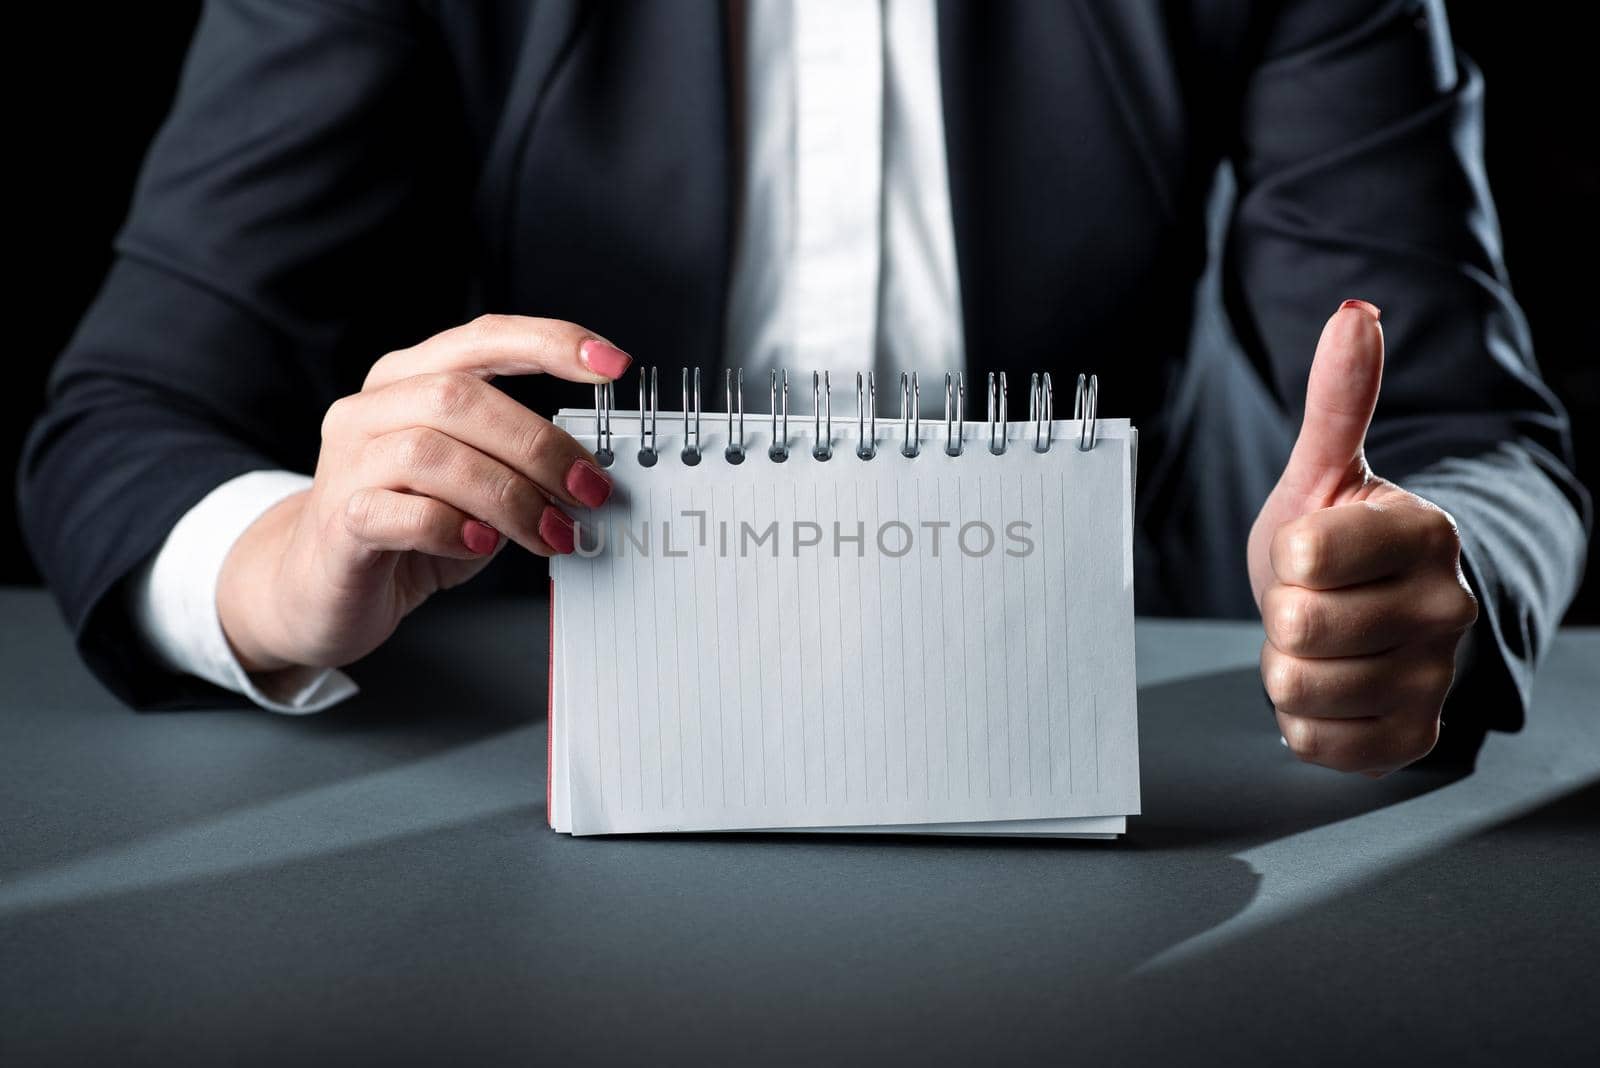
[{"x1": 19, "y1": 0, "x2": 1587, "y2": 777}]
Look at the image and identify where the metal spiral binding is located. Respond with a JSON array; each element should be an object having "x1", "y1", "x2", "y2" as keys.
[
  {"x1": 637, "y1": 365, "x2": 658, "y2": 467},
  {"x1": 597, "y1": 365, "x2": 1099, "y2": 465},
  {"x1": 768, "y1": 369, "x2": 789, "y2": 462},
  {"x1": 593, "y1": 380, "x2": 614, "y2": 467},
  {"x1": 681, "y1": 368, "x2": 702, "y2": 465},
  {"x1": 944, "y1": 372, "x2": 965, "y2": 456},
  {"x1": 987, "y1": 372, "x2": 1008, "y2": 455},
  {"x1": 724, "y1": 368, "x2": 745, "y2": 464},
  {"x1": 812, "y1": 371, "x2": 833, "y2": 461},
  {"x1": 900, "y1": 372, "x2": 921, "y2": 458},
  {"x1": 856, "y1": 372, "x2": 877, "y2": 460},
  {"x1": 1029, "y1": 372, "x2": 1054, "y2": 453},
  {"x1": 1074, "y1": 373, "x2": 1098, "y2": 452}
]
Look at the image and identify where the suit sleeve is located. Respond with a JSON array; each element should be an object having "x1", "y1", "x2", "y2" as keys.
[
  {"x1": 1223, "y1": 0, "x2": 1591, "y2": 741},
  {"x1": 16, "y1": 0, "x2": 460, "y2": 708}
]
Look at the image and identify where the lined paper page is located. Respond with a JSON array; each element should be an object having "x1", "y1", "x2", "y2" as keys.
[
  {"x1": 551, "y1": 413, "x2": 1139, "y2": 835},
  {"x1": 552, "y1": 587, "x2": 1126, "y2": 838}
]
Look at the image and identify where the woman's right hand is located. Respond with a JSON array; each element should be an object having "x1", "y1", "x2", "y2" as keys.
[{"x1": 215, "y1": 315, "x2": 631, "y2": 678}]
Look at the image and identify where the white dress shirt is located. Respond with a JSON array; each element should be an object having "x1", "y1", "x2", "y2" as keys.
[{"x1": 131, "y1": 0, "x2": 965, "y2": 712}]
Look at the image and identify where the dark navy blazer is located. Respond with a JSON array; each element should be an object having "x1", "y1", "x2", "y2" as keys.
[{"x1": 19, "y1": 0, "x2": 1588, "y2": 750}]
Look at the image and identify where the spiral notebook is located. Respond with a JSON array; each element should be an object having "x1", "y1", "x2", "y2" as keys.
[{"x1": 548, "y1": 369, "x2": 1140, "y2": 837}]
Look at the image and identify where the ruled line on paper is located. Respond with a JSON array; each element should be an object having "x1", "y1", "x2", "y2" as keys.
[
  {"x1": 1016, "y1": 475, "x2": 1032, "y2": 796},
  {"x1": 688, "y1": 484, "x2": 707, "y2": 808},
  {"x1": 1036, "y1": 473, "x2": 1049, "y2": 793},
  {"x1": 750, "y1": 483, "x2": 766, "y2": 805},
  {"x1": 897, "y1": 479, "x2": 909, "y2": 801},
  {"x1": 788, "y1": 482, "x2": 801, "y2": 802},
  {"x1": 922, "y1": 478, "x2": 933, "y2": 801},
  {"x1": 874, "y1": 482, "x2": 889, "y2": 801},
  {"x1": 634, "y1": 498, "x2": 645, "y2": 810},
  {"x1": 957, "y1": 476, "x2": 971, "y2": 802},
  {"x1": 833, "y1": 480, "x2": 847, "y2": 805},
  {"x1": 727, "y1": 483, "x2": 742, "y2": 806},
  {"x1": 1060, "y1": 466, "x2": 1074, "y2": 795},
  {"x1": 992, "y1": 476, "x2": 1004, "y2": 799},
  {"x1": 805, "y1": 482, "x2": 820, "y2": 804},
  {"x1": 936, "y1": 478, "x2": 949, "y2": 800},
  {"x1": 669, "y1": 488, "x2": 685, "y2": 809}
]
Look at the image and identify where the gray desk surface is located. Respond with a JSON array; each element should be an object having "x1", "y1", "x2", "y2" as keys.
[{"x1": 1, "y1": 588, "x2": 1595, "y2": 1066}]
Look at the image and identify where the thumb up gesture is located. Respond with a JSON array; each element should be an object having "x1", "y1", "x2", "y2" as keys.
[{"x1": 1247, "y1": 301, "x2": 1479, "y2": 776}]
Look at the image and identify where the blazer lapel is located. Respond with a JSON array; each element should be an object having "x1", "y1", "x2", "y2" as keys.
[
  {"x1": 937, "y1": 1, "x2": 1188, "y2": 377},
  {"x1": 489, "y1": 1, "x2": 734, "y2": 373},
  {"x1": 1067, "y1": 0, "x2": 1185, "y2": 219}
]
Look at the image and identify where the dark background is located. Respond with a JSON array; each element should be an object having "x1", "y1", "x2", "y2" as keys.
[{"x1": 8, "y1": 3, "x2": 1596, "y2": 621}]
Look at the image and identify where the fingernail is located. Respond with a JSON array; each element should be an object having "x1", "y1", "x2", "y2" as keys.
[
  {"x1": 461, "y1": 520, "x2": 500, "y2": 556},
  {"x1": 1339, "y1": 299, "x2": 1382, "y2": 320},
  {"x1": 565, "y1": 459, "x2": 613, "y2": 508},
  {"x1": 580, "y1": 338, "x2": 632, "y2": 379},
  {"x1": 539, "y1": 506, "x2": 576, "y2": 555}
]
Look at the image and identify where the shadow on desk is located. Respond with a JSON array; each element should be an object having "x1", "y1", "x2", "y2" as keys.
[
  {"x1": 20, "y1": 587, "x2": 1595, "y2": 1065},
  {"x1": 1131, "y1": 666, "x2": 1470, "y2": 852},
  {"x1": 0, "y1": 594, "x2": 548, "y2": 897},
  {"x1": 1117, "y1": 779, "x2": 1600, "y2": 1065}
]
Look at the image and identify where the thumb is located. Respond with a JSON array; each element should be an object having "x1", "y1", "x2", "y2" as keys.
[{"x1": 1278, "y1": 299, "x2": 1384, "y2": 503}]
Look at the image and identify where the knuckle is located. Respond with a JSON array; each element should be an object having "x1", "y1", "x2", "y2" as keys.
[
  {"x1": 1419, "y1": 505, "x2": 1462, "y2": 559},
  {"x1": 1282, "y1": 717, "x2": 1320, "y2": 763},
  {"x1": 402, "y1": 496, "x2": 446, "y2": 541},
  {"x1": 362, "y1": 350, "x2": 407, "y2": 392},
  {"x1": 1419, "y1": 658, "x2": 1457, "y2": 702},
  {"x1": 514, "y1": 416, "x2": 558, "y2": 468},
  {"x1": 321, "y1": 395, "x2": 356, "y2": 441},
  {"x1": 1406, "y1": 717, "x2": 1442, "y2": 761},
  {"x1": 418, "y1": 372, "x2": 477, "y2": 421},
  {"x1": 391, "y1": 427, "x2": 444, "y2": 473},
  {"x1": 1383, "y1": 717, "x2": 1441, "y2": 771},
  {"x1": 1284, "y1": 527, "x2": 1328, "y2": 585},
  {"x1": 1271, "y1": 590, "x2": 1318, "y2": 656},
  {"x1": 461, "y1": 313, "x2": 523, "y2": 358},
  {"x1": 466, "y1": 313, "x2": 513, "y2": 341},
  {"x1": 490, "y1": 470, "x2": 536, "y2": 515},
  {"x1": 1451, "y1": 585, "x2": 1480, "y2": 632},
  {"x1": 1423, "y1": 584, "x2": 1478, "y2": 637},
  {"x1": 1264, "y1": 652, "x2": 1308, "y2": 712},
  {"x1": 342, "y1": 487, "x2": 386, "y2": 539}
]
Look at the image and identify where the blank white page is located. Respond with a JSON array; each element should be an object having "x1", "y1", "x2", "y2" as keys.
[
  {"x1": 551, "y1": 569, "x2": 1127, "y2": 838},
  {"x1": 550, "y1": 410, "x2": 1139, "y2": 835}
]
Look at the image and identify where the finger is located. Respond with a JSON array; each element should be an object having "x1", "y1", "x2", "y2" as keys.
[
  {"x1": 326, "y1": 373, "x2": 614, "y2": 509},
  {"x1": 1277, "y1": 300, "x2": 1384, "y2": 503},
  {"x1": 1270, "y1": 494, "x2": 1462, "y2": 590},
  {"x1": 363, "y1": 427, "x2": 576, "y2": 555},
  {"x1": 341, "y1": 488, "x2": 503, "y2": 560},
  {"x1": 362, "y1": 314, "x2": 632, "y2": 392},
  {"x1": 1261, "y1": 572, "x2": 1478, "y2": 659},
  {"x1": 1276, "y1": 707, "x2": 1441, "y2": 774},
  {"x1": 1261, "y1": 639, "x2": 1457, "y2": 720}
]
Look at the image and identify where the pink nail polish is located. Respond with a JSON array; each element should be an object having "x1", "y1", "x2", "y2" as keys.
[
  {"x1": 539, "y1": 506, "x2": 576, "y2": 555},
  {"x1": 462, "y1": 520, "x2": 500, "y2": 556},
  {"x1": 580, "y1": 339, "x2": 632, "y2": 379},
  {"x1": 1339, "y1": 299, "x2": 1381, "y2": 320},
  {"x1": 565, "y1": 459, "x2": 613, "y2": 508}
]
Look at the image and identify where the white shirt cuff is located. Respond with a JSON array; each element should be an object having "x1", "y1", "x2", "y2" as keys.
[{"x1": 128, "y1": 470, "x2": 359, "y2": 714}]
